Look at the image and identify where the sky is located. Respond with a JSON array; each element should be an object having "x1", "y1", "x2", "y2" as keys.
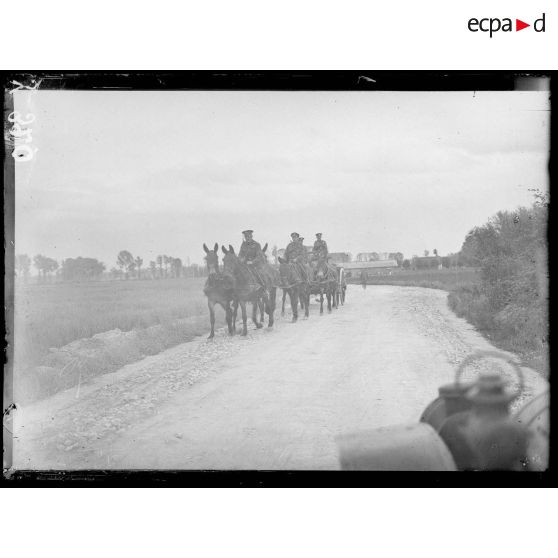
[{"x1": 13, "y1": 89, "x2": 549, "y2": 269}]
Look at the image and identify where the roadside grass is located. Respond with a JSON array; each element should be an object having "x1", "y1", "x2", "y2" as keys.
[
  {"x1": 347, "y1": 268, "x2": 479, "y2": 290},
  {"x1": 353, "y1": 268, "x2": 548, "y2": 377},
  {"x1": 13, "y1": 278, "x2": 224, "y2": 402}
]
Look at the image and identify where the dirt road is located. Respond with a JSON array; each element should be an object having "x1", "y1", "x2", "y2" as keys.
[{"x1": 12, "y1": 286, "x2": 547, "y2": 470}]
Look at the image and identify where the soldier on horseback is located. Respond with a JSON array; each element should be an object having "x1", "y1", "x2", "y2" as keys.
[
  {"x1": 312, "y1": 233, "x2": 328, "y2": 261},
  {"x1": 285, "y1": 232, "x2": 303, "y2": 262},
  {"x1": 285, "y1": 232, "x2": 310, "y2": 282},
  {"x1": 238, "y1": 230, "x2": 264, "y2": 266},
  {"x1": 238, "y1": 229, "x2": 268, "y2": 288}
]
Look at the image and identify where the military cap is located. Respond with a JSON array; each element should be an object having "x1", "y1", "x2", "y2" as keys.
[
  {"x1": 291, "y1": 232, "x2": 300, "y2": 238},
  {"x1": 316, "y1": 232, "x2": 322, "y2": 236},
  {"x1": 242, "y1": 230, "x2": 254, "y2": 235}
]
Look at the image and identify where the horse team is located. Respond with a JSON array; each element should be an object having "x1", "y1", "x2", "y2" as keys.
[{"x1": 202, "y1": 242, "x2": 347, "y2": 339}]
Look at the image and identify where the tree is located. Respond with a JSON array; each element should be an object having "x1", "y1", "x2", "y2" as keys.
[
  {"x1": 117, "y1": 250, "x2": 134, "y2": 280},
  {"x1": 33, "y1": 254, "x2": 58, "y2": 281},
  {"x1": 43, "y1": 257, "x2": 58, "y2": 281},
  {"x1": 33, "y1": 254, "x2": 46, "y2": 280},
  {"x1": 134, "y1": 257, "x2": 143, "y2": 279},
  {"x1": 170, "y1": 257, "x2": 182, "y2": 278},
  {"x1": 451, "y1": 195, "x2": 548, "y2": 355},
  {"x1": 424, "y1": 249, "x2": 430, "y2": 257},
  {"x1": 433, "y1": 248, "x2": 438, "y2": 256},
  {"x1": 447, "y1": 253, "x2": 460, "y2": 267},
  {"x1": 61, "y1": 257, "x2": 105, "y2": 281},
  {"x1": 163, "y1": 255, "x2": 170, "y2": 278},
  {"x1": 149, "y1": 260, "x2": 157, "y2": 279},
  {"x1": 458, "y1": 225, "x2": 499, "y2": 267},
  {"x1": 157, "y1": 255, "x2": 163, "y2": 278},
  {"x1": 16, "y1": 254, "x2": 31, "y2": 282}
]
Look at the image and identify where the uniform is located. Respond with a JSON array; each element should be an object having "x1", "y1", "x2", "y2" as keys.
[
  {"x1": 239, "y1": 231, "x2": 269, "y2": 288},
  {"x1": 284, "y1": 234, "x2": 309, "y2": 282},
  {"x1": 312, "y1": 238, "x2": 328, "y2": 260},
  {"x1": 285, "y1": 239, "x2": 305, "y2": 263},
  {"x1": 239, "y1": 239, "x2": 264, "y2": 265}
]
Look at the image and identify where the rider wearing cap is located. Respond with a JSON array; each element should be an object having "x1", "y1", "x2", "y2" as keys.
[
  {"x1": 238, "y1": 230, "x2": 264, "y2": 266},
  {"x1": 312, "y1": 233, "x2": 328, "y2": 261},
  {"x1": 285, "y1": 232, "x2": 309, "y2": 282},
  {"x1": 285, "y1": 232, "x2": 305, "y2": 263}
]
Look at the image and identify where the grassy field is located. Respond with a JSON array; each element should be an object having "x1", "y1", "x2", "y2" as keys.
[
  {"x1": 14, "y1": 277, "x2": 216, "y2": 365},
  {"x1": 347, "y1": 268, "x2": 480, "y2": 290},
  {"x1": 13, "y1": 278, "x2": 224, "y2": 401}
]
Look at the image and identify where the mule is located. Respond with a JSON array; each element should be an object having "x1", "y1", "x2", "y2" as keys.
[
  {"x1": 277, "y1": 257, "x2": 310, "y2": 321},
  {"x1": 309, "y1": 256, "x2": 338, "y2": 314},
  {"x1": 221, "y1": 245, "x2": 274, "y2": 336},
  {"x1": 259, "y1": 243, "x2": 280, "y2": 322},
  {"x1": 281, "y1": 288, "x2": 305, "y2": 317},
  {"x1": 202, "y1": 243, "x2": 235, "y2": 339}
]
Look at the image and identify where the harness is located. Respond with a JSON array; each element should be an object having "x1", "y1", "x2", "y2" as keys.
[
  {"x1": 246, "y1": 264, "x2": 265, "y2": 286},
  {"x1": 203, "y1": 272, "x2": 235, "y2": 296},
  {"x1": 279, "y1": 262, "x2": 309, "y2": 289}
]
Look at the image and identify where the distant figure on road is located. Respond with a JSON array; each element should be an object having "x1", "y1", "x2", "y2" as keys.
[{"x1": 360, "y1": 270, "x2": 368, "y2": 289}]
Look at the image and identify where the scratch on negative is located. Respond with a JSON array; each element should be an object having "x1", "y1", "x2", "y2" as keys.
[{"x1": 3, "y1": 403, "x2": 17, "y2": 418}]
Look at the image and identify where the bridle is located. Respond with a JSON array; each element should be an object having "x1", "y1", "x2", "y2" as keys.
[{"x1": 279, "y1": 262, "x2": 306, "y2": 289}]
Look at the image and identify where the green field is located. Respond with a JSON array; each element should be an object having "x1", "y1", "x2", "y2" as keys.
[{"x1": 13, "y1": 277, "x2": 220, "y2": 379}]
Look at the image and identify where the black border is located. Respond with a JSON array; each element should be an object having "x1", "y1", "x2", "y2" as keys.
[
  {"x1": 0, "y1": 71, "x2": 551, "y2": 91},
  {"x1": 2, "y1": 71, "x2": 555, "y2": 487}
]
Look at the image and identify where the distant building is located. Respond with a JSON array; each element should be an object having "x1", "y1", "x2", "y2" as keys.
[
  {"x1": 356, "y1": 252, "x2": 379, "y2": 262},
  {"x1": 344, "y1": 259, "x2": 399, "y2": 278},
  {"x1": 412, "y1": 256, "x2": 443, "y2": 270},
  {"x1": 328, "y1": 252, "x2": 351, "y2": 264},
  {"x1": 356, "y1": 252, "x2": 403, "y2": 263}
]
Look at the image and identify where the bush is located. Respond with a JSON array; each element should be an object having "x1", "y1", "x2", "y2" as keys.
[
  {"x1": 448, "y1": 286, "x2": 494, "y2": 332},
  {"x1": 448, "y1": 195, "x2": 548, "y2": 376}
]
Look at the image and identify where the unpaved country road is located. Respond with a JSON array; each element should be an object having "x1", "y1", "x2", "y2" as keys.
[{"x1": 12, "y1": 286, "x2": 548, "y2": 470}]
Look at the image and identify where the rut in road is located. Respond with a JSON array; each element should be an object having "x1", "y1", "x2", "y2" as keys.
[{"x1": 13, "y1": 286, "x2": 547, "y2": 470}]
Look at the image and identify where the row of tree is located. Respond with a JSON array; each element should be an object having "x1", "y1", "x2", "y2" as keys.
[
  {"x1": 14, "y1": 251, "x2": 207, "y2": 283},
  {"x1": 16, "y1": 254, "x2": 59, "y2": 282},
  {"x1": 114, "y1": 251, "x2": 187, "y2": 280},
  {"x1": 16, "y1": 254, "x2": 106, "y2": 282}
]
